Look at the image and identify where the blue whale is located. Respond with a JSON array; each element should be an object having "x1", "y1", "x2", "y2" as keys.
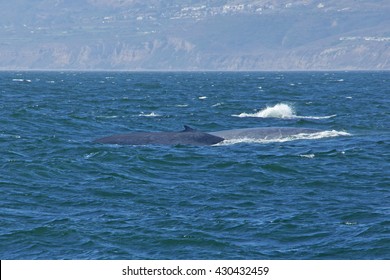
[
  {"x1": 93, "y1": 125, "x2": 224, "y2": 146},
  {"x1": 209, "y1": 127, "x2": 321, "y2": 141},
  {"x1": 94, "y1": 126, "x2": 321, "y2": 146}
]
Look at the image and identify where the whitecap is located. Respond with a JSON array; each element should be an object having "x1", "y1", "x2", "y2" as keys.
[
  {"x1": 300, "y1": 154, "x2": 315, "y2": 158},
  {"x1": 12, "y1": 78, "x2": 31, "y2": 82},
  {"x1": 84, "y1": 152, "x2": 100, "y2": 159},
  {"x1": 138, "y1": 112, "x2": 161, "y2": 117},
  {"x1": 96, "y1": 115, "x2": 118, "y2": 119},
  {"x1": 198, "y1": 96, "x2": 207, "y2": 100}
]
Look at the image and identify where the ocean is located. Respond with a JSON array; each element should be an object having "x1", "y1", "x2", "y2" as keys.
[{"x1": 0, "y1": 71, "x2": 389, "y2": 259}]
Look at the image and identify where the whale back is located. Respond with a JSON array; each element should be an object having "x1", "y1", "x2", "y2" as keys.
[
  {"x1": 94, "y1": 126, "x2": 224, "y2": 146},
  {"x1": 209, "y1": 127, "x2": 321, "y2": 140}
]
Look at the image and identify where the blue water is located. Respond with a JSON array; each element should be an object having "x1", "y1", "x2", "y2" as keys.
[{"x1": 1, "y1": 71, "x2": 389, "y2": 259}]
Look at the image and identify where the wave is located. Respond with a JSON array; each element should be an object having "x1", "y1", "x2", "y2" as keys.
[
  {"x1": 216, "y1": 130, "x2": 351, "y2": 145},
  {"x1": 232, "y1": 103, "x2": 336, "y2": 120}
]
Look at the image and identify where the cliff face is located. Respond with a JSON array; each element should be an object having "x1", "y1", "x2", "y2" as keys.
[{"x1": 1, "y1": 0, "x2": 389, "y2": 70}]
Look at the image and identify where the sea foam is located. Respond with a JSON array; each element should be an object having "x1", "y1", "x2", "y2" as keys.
[{"x1": 215, "y1": 130, "x2": 351, "y2": 145}]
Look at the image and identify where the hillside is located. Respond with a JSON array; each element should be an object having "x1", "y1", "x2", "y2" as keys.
[{"x1": 0, "y1": 0, "x2": 389, "y2": 70}]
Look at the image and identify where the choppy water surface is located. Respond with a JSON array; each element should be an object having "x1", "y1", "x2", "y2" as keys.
[{"x1": 1, "y1": 71, "x2": 389, "y2": 259}]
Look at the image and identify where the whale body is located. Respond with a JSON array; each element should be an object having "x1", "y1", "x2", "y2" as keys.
[
  {"x1": 209, "y1": 127, "x2": 321, "y2": 141},
  {"x1": 93, "y1": 125, "x2": 224, "y2": 146},
  {"x1": 94, "y1": 126, "x2": 322, "y2": 146}
]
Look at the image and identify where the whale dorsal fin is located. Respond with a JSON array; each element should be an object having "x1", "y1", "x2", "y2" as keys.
[{"x1": 183, "y1": 125, "x2": 196, "y2": 132}]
